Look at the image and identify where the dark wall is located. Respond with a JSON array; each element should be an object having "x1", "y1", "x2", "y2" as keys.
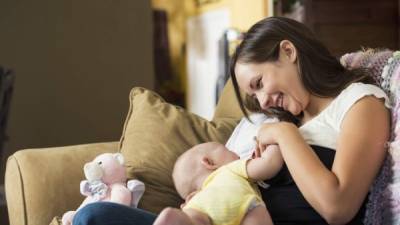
[{"x1": 0, "y1": 0, "x2": 154, "y2": 180}]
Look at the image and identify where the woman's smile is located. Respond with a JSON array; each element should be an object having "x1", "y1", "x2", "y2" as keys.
[
  {"x1": 234, "y1": 60, "x2": 307, "y2": 116},
  {"x1": 278, "y1": 93, "x2": 284, "y2": 109}
]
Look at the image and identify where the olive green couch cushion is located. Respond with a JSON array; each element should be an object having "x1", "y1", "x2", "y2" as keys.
[{"x1": 119, "y1": 83, "x2": 241, "y2": 213}]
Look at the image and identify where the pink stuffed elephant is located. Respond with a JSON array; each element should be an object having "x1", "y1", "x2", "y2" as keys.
[{"x1": 62, "y1": 153, "x2": 145, "y2": 225}]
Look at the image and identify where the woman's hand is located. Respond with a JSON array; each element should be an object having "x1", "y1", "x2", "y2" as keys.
[
  {"x1": 256, "y1": 121, "x2": 298, "y2": 151},
  {"x1": 252, "y1": 139, "x2": 280, "y2": 159}
]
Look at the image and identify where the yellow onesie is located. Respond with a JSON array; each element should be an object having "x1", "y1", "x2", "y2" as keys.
[{"x1": 183, "y1": 159, "x2": 264, "y2": 225}]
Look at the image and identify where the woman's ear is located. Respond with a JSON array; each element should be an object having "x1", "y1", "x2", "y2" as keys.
[
  {"x1": 279, "y1": 40, "x2": 297, "y2": 63},
  {"x1": 201, "y1": 156, "x2": 218, "y2": 170}
]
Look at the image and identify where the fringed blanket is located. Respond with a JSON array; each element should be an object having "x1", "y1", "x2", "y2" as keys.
[{"x1": 341, "y1": 49, "x2": 400, "y2": 225}]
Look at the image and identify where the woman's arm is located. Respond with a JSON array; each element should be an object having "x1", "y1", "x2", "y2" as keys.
[{"x1": 257, "y1": 96, "x2": 390, "y2": 225}]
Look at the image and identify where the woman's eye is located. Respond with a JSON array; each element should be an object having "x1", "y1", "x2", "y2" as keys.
[{"x1": 256, "y1": 78, "x2": 262, "y2": 89}]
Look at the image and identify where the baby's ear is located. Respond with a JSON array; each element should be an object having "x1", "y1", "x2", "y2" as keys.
[{"x1": 201, "y1": 156, "x2": 218, "y2": 170}]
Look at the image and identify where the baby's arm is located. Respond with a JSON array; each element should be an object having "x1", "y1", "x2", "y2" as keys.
[
  {"x1": 153, "y1": 207, "x2": 211, "y2": 225},
  {"x1": 246, "y1": 144, "x2": 284, "y2": 181}
]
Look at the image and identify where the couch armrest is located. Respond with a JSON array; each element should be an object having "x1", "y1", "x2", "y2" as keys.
[{"x1": 5, "y1": 141, "x2": 119, "y2": 225}]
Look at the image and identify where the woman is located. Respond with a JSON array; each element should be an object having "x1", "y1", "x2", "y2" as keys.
[{"x1": 73, "y1": 17, "x2": 390, "y2": 225}]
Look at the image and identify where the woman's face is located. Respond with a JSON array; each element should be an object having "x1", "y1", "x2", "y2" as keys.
[{"x1": 234, "y1": 44, "x2": 310, "y2": 116}]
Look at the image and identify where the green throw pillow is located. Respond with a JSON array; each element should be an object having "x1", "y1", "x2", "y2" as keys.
[{"x1": 119, "y1": 87, "x2": 239, "y2": 213}]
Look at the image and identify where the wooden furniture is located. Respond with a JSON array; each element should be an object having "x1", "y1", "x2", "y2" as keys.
[
  {"x1": 276, "y1": 0, "x2": 399, "y2": 56},
  {"x1": 0, "y1": 67, "x2": 14, "y2": 157}
]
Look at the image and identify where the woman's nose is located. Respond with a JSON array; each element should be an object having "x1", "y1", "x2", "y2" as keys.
[{"x1": 257, "y1": 92, "x2": 270, "y2": 110}]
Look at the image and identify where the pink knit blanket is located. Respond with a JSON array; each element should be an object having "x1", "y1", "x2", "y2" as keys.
[{"x1": 341, "y1": 49, "x2": 400, "y2": 225}]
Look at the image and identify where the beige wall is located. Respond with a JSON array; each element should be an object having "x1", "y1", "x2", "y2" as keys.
[
  {"x1": 194, "y1": 0, "x2": 268, "y2": 30},
  {"x1": 152, "y1": 0, "x2": 269, "y2": 96},
  {"x1": 0, "y1": 0, "x2": 154, "y2": 180}
]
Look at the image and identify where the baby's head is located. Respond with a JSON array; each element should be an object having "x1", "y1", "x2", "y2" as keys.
[{"x1": 172, "y1": 142, "x2": 239, "y2": 199}]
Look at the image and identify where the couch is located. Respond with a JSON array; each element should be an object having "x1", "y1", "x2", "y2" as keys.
[
  {"x1": 5, "y1": 79, "x2": 243, "y2": 225},
  {"x1": 5, "y1": 49, "x2": 400, "y2": 225}
]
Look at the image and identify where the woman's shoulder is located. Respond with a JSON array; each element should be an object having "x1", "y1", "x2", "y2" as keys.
[
  {"x1": 339, "y1": 82, "x2": 390, "y2": 106},
  {"x1": 323, "y1": 82, "x2": 390, "y2": 130},
  {"x1": 338, "y1": 85, "x2": 390, "y2": 144},
  {"x1": 334, "y1": 82, "x2": 391, "y2": 114}
]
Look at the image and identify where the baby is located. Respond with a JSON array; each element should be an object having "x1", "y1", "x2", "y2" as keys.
[{"x1": 153, "y1": 141, "x2": 283, "y2": 225}]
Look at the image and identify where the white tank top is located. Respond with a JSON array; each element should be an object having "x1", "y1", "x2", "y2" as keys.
[
  {"x1": 226, "y1": 113, "x2": 276, "y2": 159},
  {"x1": 299, "y1": 82, "x2": 391, "y2": 150}
]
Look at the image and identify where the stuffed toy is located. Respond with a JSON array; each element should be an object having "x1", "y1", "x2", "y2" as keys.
[{"x1": 61, "y1": 153, "x2": 145, "y2": 225}]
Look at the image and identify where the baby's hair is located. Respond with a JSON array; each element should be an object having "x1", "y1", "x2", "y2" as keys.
[
  {"x1": 172, "y1": 151, "x2": 199, "y2": 199},
  {"x1": 172, "y1": 142, "x2": 223, "y2": 199}
]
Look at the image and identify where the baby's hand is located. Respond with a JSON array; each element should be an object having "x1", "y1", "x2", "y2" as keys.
[
  {"x1": 252, "y1": 137, "x2": 262, "y2": 159},
  {"x1": 265, "y1": 144, "x2": 280, "y2": 152},
  {"x1": 252, "y1": 137, "x2": 280, "y2": 158},
  {"x1": 262, "y1": 144, "x2": 280, "y2": 158}
]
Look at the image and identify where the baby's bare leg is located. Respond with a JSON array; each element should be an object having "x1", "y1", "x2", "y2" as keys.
[
  {"x1": 153, "y1": 207, "x2": 211, "y2": 225},
  {"x1": 241, "y1": 205, "x2": 273, "y2": 225},
  {"x1": 153, "y1": 208, "x2": 192, "y2": 225}
]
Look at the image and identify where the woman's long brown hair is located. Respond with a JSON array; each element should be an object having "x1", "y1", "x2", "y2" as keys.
[{"x1": 230, "y1": 17, "x2": 374, "y2": 125}]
